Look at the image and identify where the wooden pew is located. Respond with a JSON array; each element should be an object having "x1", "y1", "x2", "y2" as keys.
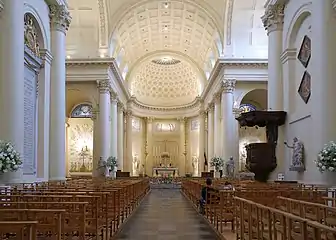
[
  {"x1": 0, "y1": 178, "x2": 150, "y2": 239},
  {"x1": 277, "y1": 196, "x2": 336, "y2": 227},
  {"x1": 0, "y1": 209, "x2": 64, "y2": 240},
  {"x1": 0, "y1": 220, "x2": 38, "y2": 240},
  {"x1": 235, "y1": 196, "x2": 336, "y2": 240}
]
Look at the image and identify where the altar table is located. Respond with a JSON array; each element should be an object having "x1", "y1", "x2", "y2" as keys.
[{"x1": 153, "y1": 167, "x2": 178, "y2": 176}]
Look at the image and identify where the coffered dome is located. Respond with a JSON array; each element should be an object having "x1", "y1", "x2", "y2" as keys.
[{"x1": 129, "y1": 56, "x2": 202, "y2": 107}]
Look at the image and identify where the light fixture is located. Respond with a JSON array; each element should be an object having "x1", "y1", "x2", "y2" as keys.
[
  {"x1": 100, "y1": 54, "x2": 105, "y2": 58},
  {"x1": 66, "y1": 55, "x2": 71, "y2": 59},
  {"x1": 164, "y1": 2, "x2": 169, "y2": 8},
  {"x1": 163, "y1": 25, "x2": 168, "y2": 31}
]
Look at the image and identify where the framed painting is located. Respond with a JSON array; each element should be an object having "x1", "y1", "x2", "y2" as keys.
[
  {"x1": 297, "y1": 35, "x2": 311, "y2": 68},
  {"x1": 298, "y1": 71, "x2": 311, "y2": 104}
]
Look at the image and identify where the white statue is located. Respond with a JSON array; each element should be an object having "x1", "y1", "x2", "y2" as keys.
[
  {"x1": 285, "y1": 137, "x2": 305, "y2": 171},
  {"x1": 226, "y1": 156, "x2": 235, "y2": 178},
  {"x1": 95, "y1": 157, "x2": 108, "y2": 177}
]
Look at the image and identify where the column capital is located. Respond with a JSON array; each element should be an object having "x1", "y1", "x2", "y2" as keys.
[
  {"x1": 177, "y1": 117, "x2": 186, "y2": 123},
  {"x1": 213, "y1": 92, "x2": 221, "y2": 103},
  {"x1": 110, "y1": 91, "x2": 118, "y2": 104},
  {"x1": 146, "y1": 117, "x2": 154, "y2": 123},
  {"x1": 98, "y1": 80, "x2": 110, "y2": 94},
  {"x1": 91, "y1": 109, "x2": 99, "y2": 120},
  {"x1": 49, "y1": 4, "x2": 71, "y2": 33},
  {"x1": 125, "y1": 110, "x2": 133, "y2": 118},
  {"x1": 261, "y1": 3, "x2": 285, "y2": 34},
  {"x1": 221, "y1": 78, "x2": 236, "y2": 93},
  {"x1": 117, "y1": 102, "x2": 124, "y2": 112},
  {"x1": 207, "y1": 102, "x2": 215, "y2": 112},
  {"x1": 232, "y1": 107, "x2": 243, "y2": 118}
]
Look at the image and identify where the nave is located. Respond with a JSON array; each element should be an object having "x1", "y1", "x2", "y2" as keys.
[{"x1": 116, "y1": 189, "x2": 219, "y2": 240}]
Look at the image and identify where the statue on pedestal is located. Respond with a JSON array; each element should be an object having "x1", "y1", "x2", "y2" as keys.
[
  {"x1": 95, "y1": 157, "x2": 108, "y2": 178},
  {"x1": 285, "y1": 137, "x2": 305, "y2": 172}
]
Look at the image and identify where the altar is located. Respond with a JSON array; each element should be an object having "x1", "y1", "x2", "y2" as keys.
[{"x1": 153, "y1": 167, "x2": 178, "y2": 177}]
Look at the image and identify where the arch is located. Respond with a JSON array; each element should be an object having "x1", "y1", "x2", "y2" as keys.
[
  {"x1": 109, "y1": 0, "x2": 223, "y2": 73},
  {"x1": 237, "y1": 88, "x2": 267, "y2": 110},
  {"x1": 285, "y1": 3, "x2": 312, "y2": 49},
  {"x1": 23, "y1": 4, "x2": 49, "y2": 50},
  {"x1": 70, "y1": 103, "x2": 93, "y2": 118}
]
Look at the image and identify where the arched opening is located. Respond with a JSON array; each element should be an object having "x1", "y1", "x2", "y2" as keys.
[
  {"x1": 238, "y1": 89, "x2": 268, "y2": 171},
  {"x1": 66, "y1": 103, "x2": 94, "y2": 176}
]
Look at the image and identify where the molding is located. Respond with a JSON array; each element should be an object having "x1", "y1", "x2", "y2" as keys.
[
  {"x1": 40, "y1": 49, "x2": 53, "y2": 65},
  {"x1": 201, "y1": 58, "x2": 268, "y2": 100},
  {"x1": 333, "y1": 0, "x2": 336, "y2": 11},
  {"x1": 280, "y1": 48, "x2": 297, "y2": 64}
]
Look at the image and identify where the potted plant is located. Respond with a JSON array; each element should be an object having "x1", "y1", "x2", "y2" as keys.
[
  {"x1": 0, "y1": 141, "x2": 22, "y2": 183},
  {"x1": 315, "y1": 141, "x2": 336, "y2": 173},
  {"x1": 106, "y1": 156, "x2": 118, "y2": 179},
  {"x1": 210, "y1": 156, "x2": 224, "y2": 178}
]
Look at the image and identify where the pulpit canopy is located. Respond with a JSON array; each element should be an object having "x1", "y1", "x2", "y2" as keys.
[{"x1": 236, "y1": 111, "x2": 286, "y2": 127}]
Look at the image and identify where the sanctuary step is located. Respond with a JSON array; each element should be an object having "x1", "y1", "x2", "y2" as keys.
[{"x1": 115, "y1": 189, "x2": 219, "y2": 240}]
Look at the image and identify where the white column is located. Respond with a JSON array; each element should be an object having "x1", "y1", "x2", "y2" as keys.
[
  {"x1": 146, "y1": 117, "x2": 153, "y2": 176},
  {"x1": 0, "y1": 0, "x2": 24, "y2": 183},
  {"x1": 179, "y1": 118, "x2": 186, "y2": 176},
  {"x1": 198, "y1": 111, "x2": 205, "y2": 176},
  {"x1": 125, "y1": 111, "x2": 133, "y2": 174},
  {"x1": 262, "y1": 3, "x2": 285, "y2": 177},
  {"x1": 91, "y1": 109, "x2": 100, "y2": 177},
  {"x1": 98, "y1": 80, "x2": 111, "y2": 162},
  {"x1": 311, "y1": 2, "x2": 336, "y2": 167},
  {"x1": 213, "y1": 93, "x2": 221, "y2": 156},
  {"x1": 221, "y1": 79, "x2": 236, "y2": 163},
  {"x1": 110, "y1": 92, "x2": 118, "y2": 160},
  {"x1": 207, "y1": 104, "x2": 214, "y2": 163},
  {"x1": 48, "y1": 5, "x2": 71, "y2": 181},
  {"x1": 262, "y1": 4, "x2": 284, "y2": 111},
  {"x1": 117, "y1": 103, "x2": 124, "y2": 171}
]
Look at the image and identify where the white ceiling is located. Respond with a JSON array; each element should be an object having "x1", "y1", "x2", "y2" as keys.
[{"x1": 129, "y1": 56, "x2": 201, "y2": 107}]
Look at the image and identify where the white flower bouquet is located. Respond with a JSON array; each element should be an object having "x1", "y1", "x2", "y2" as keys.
[
  {"x1": 315, "y1": 141, "x2": 336, "y2": 172},
  {"x1": 0, "y1": 141, "x2": 22, "y2": 173},
  {"x1": 106, "y1": 156, "x2": 118, "y2": 170},
  {"x1": 210, "y1": 156, "x2": 224, "y2": 171}
]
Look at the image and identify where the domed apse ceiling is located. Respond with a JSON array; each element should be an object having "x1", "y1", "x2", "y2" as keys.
[
  {"x1": 129, "y1": 56, "x2": 201, "y2": 107},
  {"x1": 111, "y1": 0, "x2": 222, "y2": 75}
]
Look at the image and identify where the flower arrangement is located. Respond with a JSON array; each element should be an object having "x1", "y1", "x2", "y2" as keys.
[
  {"x1": 106, "y1": 156, "x2": 118, "y2": 170},
  {"x1": 210, "y1": 156, "x2": 225, "y2": 171},
  {"x1": 0, "y1": 141, "x2": 22, "y2": 173},
  {"x1": 315, "y1": 141, "x2": 336, "y2": 172}
]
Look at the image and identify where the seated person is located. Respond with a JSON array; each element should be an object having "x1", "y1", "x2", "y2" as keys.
[
  {"x1": 199, "y1": 178, "x2": 212, "y2": 214},
  {"x1": 223, "y1": 181, "x2": 234, "y2": 190}
]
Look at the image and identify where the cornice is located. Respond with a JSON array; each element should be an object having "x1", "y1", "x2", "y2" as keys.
[
  {"x1": 201, "y1": 58, "x2": 268, "y2": 100},
  {"x1": 108, "y1": 60, "x2": 131, "y2": 100},
  {"x1": 66, "y1": 58, "x2": 114, "y2": 67}
]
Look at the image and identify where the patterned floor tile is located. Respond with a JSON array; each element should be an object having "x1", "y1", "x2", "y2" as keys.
[{"x1": 115, "y1": 189, "x2": 220, "y2": 239}]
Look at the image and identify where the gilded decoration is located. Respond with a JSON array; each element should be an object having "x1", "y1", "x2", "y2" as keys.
[
  {"x1": 298, "y1": 71, "x2": 311, "y2": 104},
  {"x1": 24, "y1": 14, "x2": 40, "y2": 57},
  {"x1": 297, "y1": 35, "x2": 311, "y2": 68}
]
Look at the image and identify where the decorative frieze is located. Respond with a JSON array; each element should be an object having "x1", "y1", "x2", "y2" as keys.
[
  {"x1": 261, "y1": 3, "x2": 285, "y2": 33},
  {"x1": 49, "y1": 4, "x2": 71, "y2": 33},
  {"x1": 98, "y1": 79, "x2": 110, "y2": 93},
  {"x1": 221, "y1": 78, "x2": 236, "y2": 93}
]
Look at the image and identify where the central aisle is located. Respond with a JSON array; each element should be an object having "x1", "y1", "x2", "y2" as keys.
[{"x1": 116, "y1": 189, "x2": 219, "y2": 240}]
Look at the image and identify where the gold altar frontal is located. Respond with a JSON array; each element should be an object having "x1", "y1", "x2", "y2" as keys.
[{"x1": 153, "y1": 167, "x2": 178, "y2": 177}]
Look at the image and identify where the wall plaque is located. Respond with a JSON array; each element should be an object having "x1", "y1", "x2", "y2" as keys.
[{"x1": 23, "y1": 66, "x2": 37, "y2": 175}]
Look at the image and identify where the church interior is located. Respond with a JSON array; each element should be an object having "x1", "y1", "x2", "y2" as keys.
[{"x1": 1, "y1": 0, "x2": 336, "y2": 239}]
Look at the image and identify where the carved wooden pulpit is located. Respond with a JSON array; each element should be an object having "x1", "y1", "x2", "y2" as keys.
[{"x1": 236, "y1": 111, "x2": 286, "y2": 182}]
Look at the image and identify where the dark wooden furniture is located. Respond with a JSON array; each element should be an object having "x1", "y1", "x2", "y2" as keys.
[{"x1": 236, "y1": 111, "x2": 286, "y2": 182}]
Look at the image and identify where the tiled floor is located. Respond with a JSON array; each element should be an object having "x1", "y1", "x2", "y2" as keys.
[{"x1": 116, "y1": 189, "x2": 220, "y2": 240}]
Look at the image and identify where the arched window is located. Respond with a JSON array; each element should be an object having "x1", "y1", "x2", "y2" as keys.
[
  {"x1": 70, "y1": 103, "x2": 93, "y2": 118},
  {"x1": 239, "y1": 103, "x2": 256, "y2": 113}
]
